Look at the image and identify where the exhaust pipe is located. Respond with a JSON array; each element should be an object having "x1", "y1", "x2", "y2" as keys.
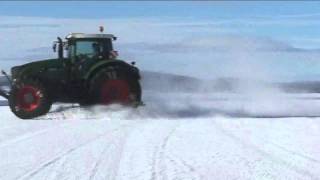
[{"x1": 57, "y1": 37, "x2": 63, "y2": 59}]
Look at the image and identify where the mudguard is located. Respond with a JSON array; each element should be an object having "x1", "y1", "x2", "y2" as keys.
[
  {"x1": 84, "y1": 59, "x2": 140, "y2": 82},
  {"x1": 0, "y1": 70, "x2": 11, "y2": 99}
]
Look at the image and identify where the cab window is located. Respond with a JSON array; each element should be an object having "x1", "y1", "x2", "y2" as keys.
[
  {"x1": 76, "y1": 41, "x2": 101, "y2": 58},
  {"x1": 73, "y1": 39, "x2": 113, "y2": 61}
]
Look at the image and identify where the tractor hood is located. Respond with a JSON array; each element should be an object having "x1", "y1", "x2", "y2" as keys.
[{"x1": 11, "y1": 58, "x2": 62, "y2": 79}]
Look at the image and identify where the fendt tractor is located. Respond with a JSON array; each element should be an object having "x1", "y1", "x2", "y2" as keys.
[{"x1": 0, "y1": 27, "x2": 142, "y2": 119}]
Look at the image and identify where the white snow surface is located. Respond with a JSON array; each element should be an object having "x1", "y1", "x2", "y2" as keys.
[
  {"x1": 1, "y1": 15, "x2": 320, "y2": 180},
  {"x1": 1, "y1": 91, "x2": 320, "y2": 180}
]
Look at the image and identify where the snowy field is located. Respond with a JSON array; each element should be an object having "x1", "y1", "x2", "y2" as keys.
[
  {"x1": 1, "y1": 90, "x2": 320, "y2": 180},
  {"x1": 1, "y1": 11, "x2": 320, "y2": 180}
]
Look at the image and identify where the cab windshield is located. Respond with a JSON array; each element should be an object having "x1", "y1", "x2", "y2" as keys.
[{"x1": 73, "y1": 39, "x2": 113, "y2": 60}]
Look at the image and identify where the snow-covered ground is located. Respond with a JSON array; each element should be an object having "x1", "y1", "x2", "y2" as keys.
[
  {"x1": 1, "y1": 11, "x2": 320, "y2": 180},
  {"x1": 1, "y1": 91, "x2": 320, "y2": 180}
]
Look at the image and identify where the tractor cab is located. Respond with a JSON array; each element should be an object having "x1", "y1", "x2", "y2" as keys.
[{"x1": 53, "y1": 33, "x2": 118, "y2": 63}]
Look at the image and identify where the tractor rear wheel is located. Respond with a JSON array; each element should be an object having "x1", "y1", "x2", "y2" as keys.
[
  {"x1": 89, "y1": 67, "x2": 141, "y2": 105},
  {"x1": 9, "y1": 79, "x2": 52, "y2": 119}
]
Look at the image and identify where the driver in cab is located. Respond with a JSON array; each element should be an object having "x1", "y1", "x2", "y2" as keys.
[
  {"x1": 92, "y1": 43, "x2": 103, "y2": 60},
  {"x1": 92, "y1": 42, "x2": 117, "y2": 60}
]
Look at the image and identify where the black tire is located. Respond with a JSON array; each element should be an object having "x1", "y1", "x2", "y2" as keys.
[
  {"x1": 9, "y1": 79, "x2": 52, "y2": 119},
  {"x1": 89, "y1": 66, "x2": 141, "y2": 105}
]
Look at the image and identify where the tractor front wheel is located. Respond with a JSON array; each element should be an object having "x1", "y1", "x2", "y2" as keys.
[{"x1": 9, "y1": 80, "x2": 52, "y2": 119}]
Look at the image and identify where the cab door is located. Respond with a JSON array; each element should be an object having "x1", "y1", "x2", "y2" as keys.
[{"x1": 71, "y1": 40, "x2": 101, "y2": 79}]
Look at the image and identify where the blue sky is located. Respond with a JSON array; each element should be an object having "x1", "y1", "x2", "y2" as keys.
[
  {"x1": 1, "y1": 1, "x2": 320, "y2": 48},
  {"x1": 1, "y1": 1, "x2": 320, "y2": 82},
  {"x1": 1, "y1": 1, "x2": 320, "y2": 19}
]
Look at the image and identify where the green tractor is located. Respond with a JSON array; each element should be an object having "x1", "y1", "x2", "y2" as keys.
[{"x1": 0, "y1": 29, "x2": 142, "y2": 119}]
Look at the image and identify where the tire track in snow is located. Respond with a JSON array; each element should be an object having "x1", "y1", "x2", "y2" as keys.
[
  {"x1": 87, "y1": 121, "x2": 141, "y2": 180},
  {"x1": 15, "y1": 123, "x2": 132, "y2": 180},
  {"x1": 246, "y1": 129, "x2": 320, "y2": 166},
  {"x1": 0, "y1": 124, "x2": 22, "y2": 132},
  {"x1": 166, "y1": 153, "x2": 201, "y2": 180},
  {"x1": 87, "y1": 144, "x2": 111, "y2": 180},
  {"x1": 149, "y1": 121, "x2": 202, "y2": 180},
  {"x1": 41, "y1": 153, "x2": 69, "y2": 180},
  {"x1": 16, "y1": 146, "x2": 78, "y2": 180},
  {"x1": 0, "y1": 121, "x2": 73, "y2": 149},
  {"x1": 150, "y1": 122, "x2": 180, "y2": 180},
  {"x1": 211, "y1": 120, "x2": 318, "y2": 179},
  {"x1": 0, "y1": 109, "x2": 90, "y2": 147},
  {"x1": 267, "y1": 142, "x2": 320, "y2": 164}
]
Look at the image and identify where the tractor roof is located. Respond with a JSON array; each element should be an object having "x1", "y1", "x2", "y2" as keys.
[{"x1": 66, "y1": 33, "x2": 117, "y2": 40}]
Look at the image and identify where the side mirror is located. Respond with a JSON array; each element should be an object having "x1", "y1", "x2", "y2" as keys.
[
  {"x1": 63, "y1": 42, "x2": 68, "y2": 50},
  {"x1": 52, "y1": 43, "x2": 57, "y2": 52}
]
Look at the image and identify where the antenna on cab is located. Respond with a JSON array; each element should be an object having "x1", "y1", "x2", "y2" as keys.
[{"x1": 99, "y1": 26, "x2": 104, "y2": 33}]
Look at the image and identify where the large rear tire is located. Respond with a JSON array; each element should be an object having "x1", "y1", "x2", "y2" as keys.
[
  {"x1": 9, "y1": 79, "x2": 52, "y2": 119},
  {"x1": 89, "y1": 67, "x2": 141, "y2": 105}
]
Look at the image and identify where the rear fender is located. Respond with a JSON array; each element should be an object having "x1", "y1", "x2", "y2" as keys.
[{"x1": 84, "y1": 60, "x2": 140, "y2": 83}]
